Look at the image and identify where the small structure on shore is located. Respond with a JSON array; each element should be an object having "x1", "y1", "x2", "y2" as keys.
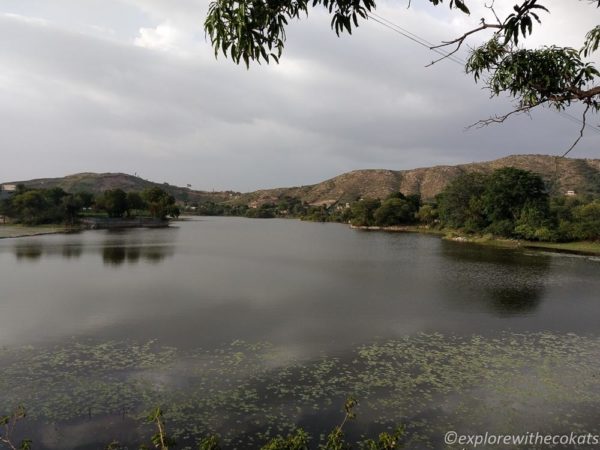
[{"x1": 0, "y1": 184, "x2": 17, "y2": 201}]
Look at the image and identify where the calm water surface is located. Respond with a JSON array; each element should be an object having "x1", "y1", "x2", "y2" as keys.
[{"x1": 1, "y1": 217, "x2": 599, "y2": 448}]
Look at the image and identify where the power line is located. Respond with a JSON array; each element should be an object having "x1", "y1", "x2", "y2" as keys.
[
  {"x1": 366, "y1": 13, "x2": 466, "y2": 66},
  {"x1": 369, "y1": 12, "x2": 438, "y2": 49},
  {"x1": 367, "y1": 12, "x2": 600, "y2": 141},
  {"x1": 558, "y1": 110, "x2": 600, "y2": 135}
]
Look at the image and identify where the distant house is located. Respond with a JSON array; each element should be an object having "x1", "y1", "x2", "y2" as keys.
[
  {"x1": 335, "y1": 202, "x2": 351, "y2": 211},
  {"x1": 0, "y1": 184, "x2": 16, "y2": 201},
  {"x1": 566, "y1": 190, "x2": 576, "y2": 197}
]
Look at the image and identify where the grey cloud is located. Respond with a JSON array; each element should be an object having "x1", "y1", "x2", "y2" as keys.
[{"x1": 0, "y1": 3, "x2": 597, "y2": 192}]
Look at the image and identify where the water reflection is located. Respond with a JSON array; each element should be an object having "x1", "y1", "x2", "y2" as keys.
[
  {"x1": 102, "y1": 245, "x2": 172, "y2": 266},
  {"x1": 439, "y1": 240, "x2": 550, "y2": 316},
  {"x1": 4, "y1": 333, "x2": 600, "y2": 450},
  {"x1": 1, "y1": 218, "x2": 600, "y2": 449},
  {"x1": 486, "y1": 286, "x2": 543, "y2": 315},
  {"x1": 14, "y1": 243, "x2": 43, "y2": 260},
  {"x1": 61, "y1": 245, "x2": 83, "y2": 259},
  {"x1": 1, "y1": 218, "x2": 599, "y2": 353},
  {"x1": 11, "y1": 231, "x2": 174, "y2": 266}
]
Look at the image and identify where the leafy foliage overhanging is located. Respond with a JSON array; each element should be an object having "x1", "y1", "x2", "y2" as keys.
[{"x1": 204, "y1": 0, "x2": 600, "y2": 138}]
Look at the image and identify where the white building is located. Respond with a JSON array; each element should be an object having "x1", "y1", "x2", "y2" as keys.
[{"x1": 0, "y1": 184, "x2": 17, "y2": 192}]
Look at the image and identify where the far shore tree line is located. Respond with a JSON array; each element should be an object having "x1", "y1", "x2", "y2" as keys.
[
  {"x1": 191, "y1": 167, "x2": 600, "y2": 243},
  {"x1": 0, "y1": 185, "x2": 180, "y2": 225},
  {"x1": 3, "y1": 167, "x2": 599, "y2": 242}
]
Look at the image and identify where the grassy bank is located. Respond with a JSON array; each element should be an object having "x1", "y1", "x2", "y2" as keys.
[
  {"x1": 444, "y1": 234, "x2": 600, "y2": 256},
  {"x1": 522, "y1": 240, "x2": 600, "y2": 255},
  {"x1": 349, "y1": 224, "x2": 445, "y2": 235},
  {"x1": 0, "y1": 224, "x2": 71, "y2": 239},
  {"x1": 350, "y1": 224, "x2": 600, "y2": 256}
]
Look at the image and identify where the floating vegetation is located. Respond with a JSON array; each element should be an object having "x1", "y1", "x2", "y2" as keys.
[{"x1": 1, "y1": 333, "x2": 599, "y2": 449}]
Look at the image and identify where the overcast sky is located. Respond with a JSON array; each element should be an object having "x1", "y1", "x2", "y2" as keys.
[{"x1": 0, "y1": 0, "x2": 598, "y2": 191}]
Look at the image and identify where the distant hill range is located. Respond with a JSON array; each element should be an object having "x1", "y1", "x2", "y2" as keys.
[
  {"x1": 5, "y1": 155, "x2": 600, "y2": 206},
  {"x1": 5, "y1": 172, "x2": 237, "y2": 204},
  {"x1": 235, "y1": 155, "x2": 600, "y2": 206}
]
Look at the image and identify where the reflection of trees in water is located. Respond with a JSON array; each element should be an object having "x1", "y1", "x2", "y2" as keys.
[
  {"x1": 441, "y1": 240, "x2": 551, "y2": 268},
  {"x1": 102, "y1": 246, "x2": 172, "y2": 266},
  {"x1": 12, "y1": 241, "x2": 171, "y2": 265},
  {"x1": 102, "y1": 246, "x2": 126, "y2": 265},
  {"x1": 487, "y1": 286, "x2": 543, "y2": 315},
  {"x1": 440, "y1": 241, "x2": 551, "y2": 316},
  {"x1": 14, "y1": 244, "x2": 43, "y2": 260},
  {"x1": 61, "y1": 245, "x2": 83, "y2": 259},
  {"x1": 14, "y1": 242, "x2": 83, "y2": 260}
]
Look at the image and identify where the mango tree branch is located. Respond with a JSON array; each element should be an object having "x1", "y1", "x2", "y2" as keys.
[
  {"x1": 427, "y1": 22, "x2": 503, "y2": 66},
  {"x1": 563, "y1": 102, "x2": 592, "y2": 157},
  {"x1": 467, "y1": 103, "x2": 538, "y2": 129}
]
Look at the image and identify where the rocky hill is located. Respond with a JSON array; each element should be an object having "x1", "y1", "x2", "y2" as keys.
[
  {"x1": 5, "y1": 155, "x2": 599, "y2": 207},
  {"x1": 234, "y1": 155, "x2": 600, "y2": 206},
  {"x1": 7, "y1": 172, "x2": 237, "y2": 204}
]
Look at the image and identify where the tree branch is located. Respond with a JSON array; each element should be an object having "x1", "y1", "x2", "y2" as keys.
[
  {"x1": 467, "y1": 103, "x2": 538, "y2": 129},
  {"x1": 566, "y1": 85, "x2": 600, "y2": 100},
  {"x1": 427, "y1": 22, "x2": 503, "y2": 66},
  {"x1": 485, "y1": 1, "x2": 503, "y2": 26},
  {"x1": 562, "y1": 102, "x2": 591, "y2": 157}
]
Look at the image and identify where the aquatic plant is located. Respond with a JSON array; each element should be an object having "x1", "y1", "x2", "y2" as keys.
[
  {"x1": 2, "y1": 399, "x2": 404, "y2": 450},
  {"x1": 1, "y1": 333, "x2": 599, "y2": 448}
]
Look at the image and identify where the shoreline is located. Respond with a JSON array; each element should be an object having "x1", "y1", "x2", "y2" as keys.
[
  {"x1": 349, "y1": 224, "x2": 600, "y2": 256},
  {"x1": 0, "y1": 224, "x2": 76, "y2": 240},
  {"x1": 0, "y1": 218, "x2": 170, "y2": 239},
  {"x1": 3, "y1": 219, "x2": 599, "y2": 257},
  {"x1": 349, "y1": 224, "x2": 445, "y2": 236}
]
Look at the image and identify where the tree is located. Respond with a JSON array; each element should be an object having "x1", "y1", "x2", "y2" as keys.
[
  {"x1": 513, "y1": 201, "x2": 556, "y2": 241},
  {"x1": 126, "y1": 192, "x2": 146, "y2": 217},
  {"x1": 204, "y1": 0, "x2": 599, "y2": 150},
  {"x1": 374, "y1": 197, "x2": 419, "y2": 226},
  {"x1": 437, "y1": 167, "x2": 553, "y2": 237},
  {"x1": 245, "y1": 203, "x2": 276, "y2": 218},
  {"x1": 4, "y1": 187, "x2": 87, "y2": 225},
  {"x1": 350, "y1": 198, "x2": 380, "y2": 226},
  {"x1": 481, "y1": 167, "x2": 548, "y2": 224},
  {"x1": 12, "y1": 190, "x2": 47, "y2": 224},
  {"x1": 142, "y1": 187, "x2": 178, "y2": 219},
  {"x1": 74, "y1": 191, "x2": 95, "y2": 209},
  {"x1": 166, "y1": 204, "x2": 181, "y2": 219},
  {"x1": 44, "y1": 187, "x2": 68, "y2": 206},
  {"x1": 0, "y1": 198, "x2": 13, "y2": 222},
  {"x1": 97, "y1": 189, "x2": 129, "y2": 218},
  {"x1": 437, "y1": 172, "x2": 488, "y2": 230},
  {"x1": 570, "y1": 200, "x2": 600, "y2": 240},
  {"x1": 62, "y1": 195, "x2": 82, "y2": 225},
  {"x1": 417, "y1": 204, "x2": 438, "y2": 226}
]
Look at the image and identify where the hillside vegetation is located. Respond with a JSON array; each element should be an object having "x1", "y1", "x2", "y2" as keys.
[
  {"x1": 236, "y1": 155, "x2": 600, "y2": 206},
  {"x1": 5, "y1": 155, "x2": 600, "y2": 207},
  {"x1": 8, "y1": 172, "x2": 236, "y2": 204}
]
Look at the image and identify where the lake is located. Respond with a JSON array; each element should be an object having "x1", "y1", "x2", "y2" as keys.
[{"x1": 1, "y1": 217, "x2": 599, "y2": 449}]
